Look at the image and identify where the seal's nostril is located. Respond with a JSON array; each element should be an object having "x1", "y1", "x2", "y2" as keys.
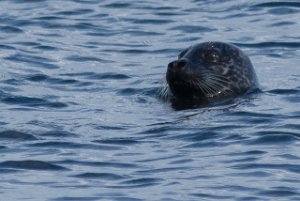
[{"x1": 177, "y1": 60, "x2": 187, "y2": 68}]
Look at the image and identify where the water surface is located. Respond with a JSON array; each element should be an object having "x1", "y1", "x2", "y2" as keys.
[{"x1": 0, "y1": 0, "x2": 300, "y2": 200}]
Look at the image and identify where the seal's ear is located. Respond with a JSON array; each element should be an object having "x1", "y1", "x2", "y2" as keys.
[{"x1": 178, "y1": 48, "x2": 189, "y2": 59}]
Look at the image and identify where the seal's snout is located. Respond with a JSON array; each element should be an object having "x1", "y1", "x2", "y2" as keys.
[
  {"x1": 167, "y1": 58, "x2": 193, "y2": 83},
  {"x1": 166, "y1": 57, "x2": 204, "y2": 100}
]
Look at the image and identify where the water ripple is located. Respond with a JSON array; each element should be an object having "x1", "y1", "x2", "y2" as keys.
[
  {"x1": 0, "y1": 160, "x2": 68, "y2": 171},
  {"x1": 74, "y1": 172, "x2": 126, "y2": 180},
  {"x1": 52, "y1": 197, "x2": 100, "y2": 201},
  {"x1": 58, "y1": 160, "x2": 138, "y2": 169},
  {"x1": 117, "y1": 178, "x2": 163, "y2": 188},
  {"x1": 55, "y1": 9, "x2": 94, "y2": 16},
  {"x1": 1, "y1": 94, "x2": 67, "y2": 108},
  {"x1": 26, "y1": 74, "x2": 93, "y2": 87},
  {"x1": 0, "y1": 26, "x2": 24, "y2": 33},
  {"x1": 30, "y1": 141, "x2": 120, "y2": 151},
  {"x1": 65, "y1": 55, "x2": 113, "y2": 63},
  {"x1": 5, "y1": 53, "x2": 59, "y2": 69},
  {"x1": 254, "y1": 2, "x2": 300, "y2": 8},
  {"x1": 231, "y1": 163, "x2": 300, "y2": 174},
  {"x1": 235, "y1": 42, "x2": 300, "y2": 48},
  {"x1": 245, "y1": 132, "x2": 300, "y2": 145},
  {"x1": 257, "y1": 187, "x2": 300, "y2": 197},
  {"x1": 94, "y1": 138, "x2": 140, "y2": 145},
  {"x1": 0, "y1": 130, "x2": 37, "y2": 141},
  {"x1": 0, "y1": 0, "x2": 299, "y2": 200},
  {"x1": 170, "y1": 25, "x2": 217, "y2": 33}
]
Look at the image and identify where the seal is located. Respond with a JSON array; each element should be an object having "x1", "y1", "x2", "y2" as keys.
[{"x1": 162, "y1": 41, "x2": 258, "y2": 108}]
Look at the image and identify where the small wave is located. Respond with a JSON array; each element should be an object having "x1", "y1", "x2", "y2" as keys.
[
  {"x1": 55, "y1": 9, "x2": 94, "y2": 16},
  {"x1": 1, "y1": 95, "x2": 68, "y2": 108},
  {"x1": 72, "y1": 22, "x2": 104, "y2": 31},
  {"x1": 33, "y1": 16, "x2": 65, "y2": 21},
  {"x1": 269, "y1": 21, "x2": 296, "y2": 27},
  {"x1": 88, "y1": 72, "x2": 131, "y2": 80},
  {"x1": 116, "y1": 88, "x2": 143, "y2": 96},
  {"x1": 0, "y1": 26, "x2": 24, "y2": 33},
  {"x1": 103, "y1": 2, "x2": 132, "y2": 8},
  {"x1": 30, "y1": 141, "x2": 120, "y2": 151},
  {"x1": 27, "y1": 74, "x2": 77, "y2": 84},
  {"x1": 74, "y1": 172, "x2": 126, "y2": 180},
  {"x1": 33, "y1": 45, "x2": 58, "y2": 51},
  {"x1": 170, "y1": 25, "x2": 217, "y2": 33},
  {"x1": 0, "y1": 130, "x2": 37, "y2": 141},
  {"x1": 231, "y1": 163, "x2": 300, "y2": 174},
  {"x1": 11, "y1": 0, "x2": 46, "y2": 3},
  {"x1": 117, "y1": 178, "x2": 163, "y2": 188},
  {"x1": 126, "y1": 18, "x2": 173, "y2": 25},
  {"x1": 257, "y1": 187, "x2": 299, "y2": 197},
  {"x1": 234, "y1": 42, "x2": 300, "y2": 48},
  {"x1": 192, "y1": 193, "x2": 233, "y2": 200},
  {"x1": 268, "y1": 7, "x2": 299, "y2": 15},
  {"x1": 0, "y1": 168, "x2": 20, "y2": 173},
  {"x1": 245, "y1": 131, "x2": 300, "y2": 145},
  {"x1": 51, "y1": 196, "x2": 99, "y2": 201},
  {"x1": 0, "y1": 160, "x2": 68, "y2": 171},
  {"x1": 5, "y1": 53, "x2": 59, "y2": 69},
  {"x1": 267, "y1": 88, "x2": 300, "y2": 95},
  {"x1": 39, "y1": 130, "x2": 78, "y2": 138},
  {"x1": 59, "y1": 160, "x2": 138, "y2": 169},
  {"x1": 51, "y1": 197, "x2": 109, "y2": 201},
  {"x1": 94, "y1": 125, "x2": 127, "y2": 130},
  {"x1": 227, "y1": 150, "x2": 267, "y2": 156},
  {"x1": 0, "y1": 44, "x2": 16, "y2": 50},
  {"x1": 94, "y1": 138, "x2": 140, "y2": 145},
  {"x1": 254, "y1": 2, "x2": 300, "y2": 8},
  {"x1": 123, "y1": 30, "x2": 164, "y2": 36},
  {"x1": 65, "y1": 55, "x2": 112, "y2": 63},
  {"x1": 25, "y1": 74, "x2": 94, "y2": 90},
  {"x1": 26, "y1": 74, "x2": 49, "y2": 82},
  {"x1": 183, "y1": 141, "x2": 227, "y2": 149}
]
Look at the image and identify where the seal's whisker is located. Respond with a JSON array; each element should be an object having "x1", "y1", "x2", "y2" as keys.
[
  {"x1": 160, "y1": 86, "x2": 169, "y2": 98},
  {"x1": 193, "y1": 79, "x2": 210, "y2": 96},
  {"x1": 208, "y1": 76, "x2": 229, "y2": 84},
  {"x1": 196, "y1": 80, "x2": 217, "y2": 97},
  {"x1": 200, "y1": 76, "x2": 234, "y2": 98},
  {"x1": 204, "y1": 73, "x2": 230, "y2": 83},
  {"x1": 208, "y1": 79, "x2": 234, "y2": 95},
  {"x1": 193, "y1": 80, "x2": 208, "y2": 95},
  {"x1": 205, "y1": 82, "x2": 223, "y2": 97}
]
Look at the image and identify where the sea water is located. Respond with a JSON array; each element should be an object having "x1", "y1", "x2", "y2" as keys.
[{"x1": 0, "y1": 0, "x2": 300, "y2": 200}]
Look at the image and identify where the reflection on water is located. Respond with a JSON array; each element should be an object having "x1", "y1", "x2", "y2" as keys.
[{"x1": 0, "y1": 0, "x2": 300, "y2": 200}]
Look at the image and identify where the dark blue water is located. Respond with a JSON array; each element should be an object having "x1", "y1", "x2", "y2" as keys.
[{"x1": 0, "y1": 0, "x2": 300, "y2": 200}]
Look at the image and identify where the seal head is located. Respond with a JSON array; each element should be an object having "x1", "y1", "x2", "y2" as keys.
[{"x1": 166, "y1": 42, "x2": 258, "y2": 107}]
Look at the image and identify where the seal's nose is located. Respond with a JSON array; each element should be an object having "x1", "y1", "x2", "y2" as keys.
[{"x1": 168, "y1": 59, "x2": 190, "y2": 72}]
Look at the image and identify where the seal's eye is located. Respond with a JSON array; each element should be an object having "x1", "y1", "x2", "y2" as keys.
[{"x1": 203, "y1": 48, "x2": 221, "y2": 63}]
